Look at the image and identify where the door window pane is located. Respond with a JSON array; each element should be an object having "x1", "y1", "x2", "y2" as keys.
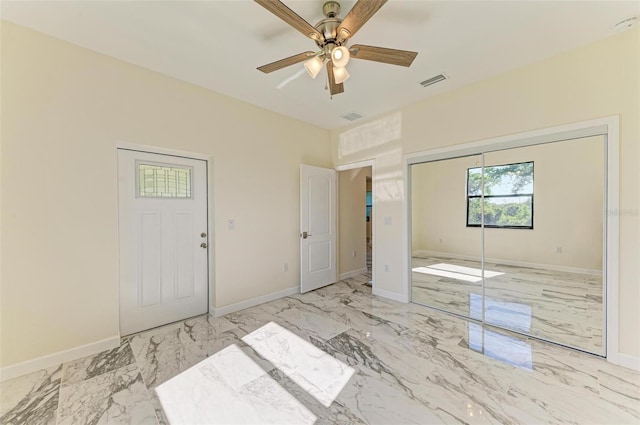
[{"x1": 138, "y1": 163, "x2": 192, "y2": 198}]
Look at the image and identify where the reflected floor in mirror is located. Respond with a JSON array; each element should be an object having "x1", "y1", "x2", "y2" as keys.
[
  {"x1": 411, "y1": 254, "x2": 603, "y2": 354},
  {"x1": 3, "y1": 273, "x2": 636, "y2": 425}
]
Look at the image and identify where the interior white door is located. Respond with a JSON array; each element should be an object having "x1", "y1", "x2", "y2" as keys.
[
  {"x1": 300, "y1": 165, "x2": 337, "y2": 293},
  {"x1": 118, "y1": 149, "x2": 208, "y2": 335}
]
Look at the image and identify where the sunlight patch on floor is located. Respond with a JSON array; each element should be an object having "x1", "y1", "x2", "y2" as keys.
[
  {"x1": 156, "y1": 343, "x2": 317, "y2": 424},
  {"x1": 156, "y1": 321, "x2": 355, "y2": 424},
  {"x1": 413, "y1": 263, "x2": 504, "y2": 283},
  {"x1": 242, "y1": 322, "x2": 355, "y2": 408}
]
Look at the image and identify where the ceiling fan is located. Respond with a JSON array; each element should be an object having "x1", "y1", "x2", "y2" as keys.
[{"x1": 255, "y1": 0, "x2": 418, "y2": 96}]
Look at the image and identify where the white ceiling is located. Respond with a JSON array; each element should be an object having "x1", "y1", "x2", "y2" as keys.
[{"x1": 2, "y1": 1, "x2": 638, "y2": 129}]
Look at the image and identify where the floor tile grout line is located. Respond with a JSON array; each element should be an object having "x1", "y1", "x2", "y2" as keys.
[{"x1": 55, "y1": 363, "x2": 64, "y2": 425}]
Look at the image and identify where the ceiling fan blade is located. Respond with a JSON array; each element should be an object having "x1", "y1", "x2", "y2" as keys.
[
  {"x1": 255, "y1": 0, "x2": 323, "y2": 42},
  {"x1": 327, "y1": 61, "x2": 344, "y2": 95},
  {"x1": 350, "y1": 44, "x2": 418, "y2": 67},
  {"x1": 336, "y1": 0, "x2": 387, "y2": 42},
  {"x1": 257, "y1": 51, "x2": 315, "y2": 74}
]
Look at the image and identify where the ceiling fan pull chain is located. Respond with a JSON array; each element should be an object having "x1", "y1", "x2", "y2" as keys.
[{"x1": 324, "y1": 72, "x2": 333, "y2": 99}]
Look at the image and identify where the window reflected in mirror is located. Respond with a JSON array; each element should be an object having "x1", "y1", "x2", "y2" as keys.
[{"x1": 410, "y1": 135, "x2": 605, "y2": 356}]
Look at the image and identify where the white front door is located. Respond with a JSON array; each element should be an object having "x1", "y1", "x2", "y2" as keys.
[
  {"x1": 300, "y1": 165, "x2": 337, "y2": 293},
  {"x1": 118, "y1": 149, "x2": 209, "y2": 335}
]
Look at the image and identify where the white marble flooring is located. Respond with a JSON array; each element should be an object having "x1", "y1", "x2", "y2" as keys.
[
  {"x1": 2, "y1": 273, "x2": 638, "y2": 425},
  {"x1": 411, "y1": 255, "x2": 604, "y2": 354}
]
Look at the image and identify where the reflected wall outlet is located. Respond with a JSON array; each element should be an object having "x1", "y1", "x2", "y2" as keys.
[
  {"x1": 228, "y1": 219, "x2": 235, "y2": 230},
  {"x1": 556, "y1": 246, "x2": 562, "y2": 253},
  {"x1": 283, "y1": 262, "x2": 288, "y2": 272},
  {"x1": 352, "y1": 250, "x2": 357, "y2": 257}
]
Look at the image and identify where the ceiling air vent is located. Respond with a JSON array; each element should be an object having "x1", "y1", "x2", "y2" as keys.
[
  {"x1": 419, "y1": 74, "x2": 447, "y2": 88},
  {"x1": 340, "y1": 112, "x2": 364, "y2": 122}
]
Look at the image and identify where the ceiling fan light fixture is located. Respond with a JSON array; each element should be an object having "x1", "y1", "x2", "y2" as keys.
[
  {"x1": 255, "y1": 0, "x2": 417, "y2": 96},
  {"x1": 331, "y1": 46, "x2": 350, "y2": 68},
  {"x1": 304, "y1": 56, "x2": 324, "y2": 79},
  {"x1": 333, "y1": 66, "x2": 350, "y2": 84}
]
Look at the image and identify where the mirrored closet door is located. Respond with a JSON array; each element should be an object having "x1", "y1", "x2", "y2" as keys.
[
  {"x1": 411, "y1": 155, "x2": 483, "y2": 321},
  {"x1": 410, "y1": 135, "x2": 606, "y2": 356}
]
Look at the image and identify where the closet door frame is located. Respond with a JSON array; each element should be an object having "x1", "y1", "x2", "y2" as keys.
[{"x1": 404, "y1": 116, "x2": 619, "y2": 363}]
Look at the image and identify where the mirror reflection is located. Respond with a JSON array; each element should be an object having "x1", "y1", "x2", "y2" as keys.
[
  {"x1": 483, "y1": 136, "x2": 605, "y2": 354},
  {"x1": 410, "y1": 136, "x2": 605, "y2": 355},
  {"x1": 411, "y1": 155, "x2": 483, "y2": 321}
]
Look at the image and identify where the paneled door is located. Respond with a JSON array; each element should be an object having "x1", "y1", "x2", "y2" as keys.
[
  {"x1": 118, "y1": 149, "x2": 208, "y2": 335},
  {"x1": 300, "y1": 165, "x2": 337, "y2": 293}
]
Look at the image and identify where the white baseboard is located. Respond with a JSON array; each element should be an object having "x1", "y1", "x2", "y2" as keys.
[
  {"x1": 212, "y1": 286, "x2": 299, "y2": 317},
  {"x1": 339, "y1": 268, "x2": 369, "y2": 280},
  {"x1": 412, "y1": 250, "x2": 601, "y2": 276},
  {"x1": 373, "y1": 287, "x2": 409, "y2": 303},
  {"x1": 0, "y1": 336, "x2": 120, "y2": 382},
  {"x1": 612, "y1": 353, "x2": 640, "y2": 372}
]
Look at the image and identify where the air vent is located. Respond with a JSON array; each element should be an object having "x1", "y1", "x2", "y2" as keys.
[
  {"x1": 340, "y1": 112, "x2": 364, "y2": 122},
  {"x1": 419, "y1": 74, "x2": 447, "y2": 88}
]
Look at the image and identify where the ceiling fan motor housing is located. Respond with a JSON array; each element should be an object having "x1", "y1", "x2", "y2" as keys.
[{"x1": 315, "y1": 1, "x2": 346, "y2": 51}]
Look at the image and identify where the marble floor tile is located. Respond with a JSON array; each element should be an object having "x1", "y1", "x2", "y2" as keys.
[
  {"x1": 347, "y1": 292, "x2": 469, "y2": 347},
  {"x1": 272, "y1": 301, "x2": 351, "y2": 342},
  {"x1": 317, "y1": 327, "x2": 516, "y2": 424},
  {"x1": 155, "y1": 344, "x2": 317, "y2": 425},
  {"x1": 62, "y1": 343, "x2": 135, "y2": 386},
  {"x1": 0, "y1": 365, "x2": 61, "y2": 425},
  {"x1": 57, "y1": 363, "x2": 156, "y2": 425},
  {"x1": 128, "y1": 315, "x2": 210, "y2": 388},
  {"x1": 266, "y1": 368, "x2": 366, "y2": 425},
  {"x1": 2, "y1": 272, "x2": 637, "y2": 425},
  {"x1": 504, "y1": 366, "x2": 639, "y2": 424},
  {"x1": 597, "y1": 365, "x2": 640, "y2": 418},
  {"x1": 242, "y1": 321, "x2": 355, "y2": 408},
  {"x1": 147, "y1": 390, "x2": 169, "y2": 425}
]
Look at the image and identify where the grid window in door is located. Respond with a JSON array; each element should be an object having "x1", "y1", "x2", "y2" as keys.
[
  {"x1": 137, "y1": 163, "x2": 192, "y2": 198},
  {"x1": 467, "y1": 161, "x2": 534, "y2": 229}
]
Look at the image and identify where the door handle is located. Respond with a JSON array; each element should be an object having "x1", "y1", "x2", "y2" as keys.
[
  {"x1": 301, "y1": 231, "x2": 312, "y2": 239},
  {"x1": 200, "y1": 242, "x2": 208, "y2": 249}
]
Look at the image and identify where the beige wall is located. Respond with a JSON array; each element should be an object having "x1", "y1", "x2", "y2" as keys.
[
  {"x1": 1, "y1": 20, "x2": 638, "y2": 368},
  {"x1": 0, "y1": 22, "x2": 331, "y2": 367},
  {"x1": 412, "y1": 136, "x2": 604, "y2": 271},
  {"x1": 338, "y1": 167, "x2": 371, "y2": 275},
  {"x1": 332, "y1": 28, "x2": 640, "y2": 358}
]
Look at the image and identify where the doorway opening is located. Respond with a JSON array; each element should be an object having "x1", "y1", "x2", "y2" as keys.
[{"x1": 337, "y1": 163, "x2": 374, "y2": 287}]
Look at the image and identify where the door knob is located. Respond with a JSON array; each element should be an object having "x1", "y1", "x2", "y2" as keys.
[
  {"x1": 301, "y1": 231, "x2": 312, "y2": 239},
  {"x1": 201, "y1": 232, "x2": 207, "y2": 238},
  {"x1": 200, "y1": 242, "x2": 208, "y2": 249}
]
